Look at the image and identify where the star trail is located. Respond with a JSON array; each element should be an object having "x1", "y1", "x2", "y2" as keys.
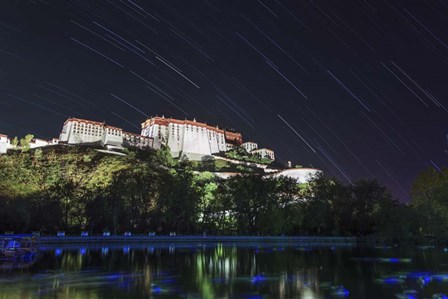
[{"x1": 0, "y1": 0, "x2": 447, "y2": 201}]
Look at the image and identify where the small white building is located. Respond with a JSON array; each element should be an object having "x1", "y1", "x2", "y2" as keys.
[
  {"x1": 0, "y1": 134, "x2": 9, "y2": 154},
  {"x1": 59, "y1": 117, "x2": 152, "y2": 150},
  {"x1": 30, "y1": 138, "x2": 50, "y2": 149},
  {"x1": 241, "y1": 141, "x2": 258, "y2": 153},
  {"x1": 0, "y1": 135, "x2": 58, "y2": 153},
  {"x1": 252, "y1": 148, "x2": 275, "y2": 161}
]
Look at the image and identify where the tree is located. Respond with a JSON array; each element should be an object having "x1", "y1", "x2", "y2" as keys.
[
  {"x1": 300, "y1": 176, "x2": 347, "y2": 235},
  {"x1": 411, "y1": 167, "x2": 448, "y2": 239},
  {"x1": 19, "y1": 134, "x2": 34, "y2": 152},
  {"x1": 300, "y1": 176, "x2": 400, "y2": 237},
  {"x1": 155, "y1": 145, "x2": 175, "y2": 167},
  {"x1": 350, "y1": 179, "x2": 394, "y2": 235},
  {"x1": 193, "y1": 171, "x2": 219, "y2": 233},
  {"x1": 224, "y1": 175, "x2": 298, "y2": 235},
  {"x1": 11, "y1": 137, "x2": 19, "y2": 149}
]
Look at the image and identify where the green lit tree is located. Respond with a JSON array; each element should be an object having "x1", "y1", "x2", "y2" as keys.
[{"x1": 19, "y1": 134, "x2": 34, "y2": 152}]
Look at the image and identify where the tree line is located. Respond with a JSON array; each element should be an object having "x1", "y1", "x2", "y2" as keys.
[{"x1": 0, "y1": 145, "x2": 446, "y2": 242}]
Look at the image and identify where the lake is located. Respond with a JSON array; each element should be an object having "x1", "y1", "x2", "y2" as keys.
[{"x1": 1, "y1": 242, "x2": 448, "y2": 298}]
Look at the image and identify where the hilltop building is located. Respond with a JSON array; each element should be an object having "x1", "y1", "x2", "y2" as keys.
[
  {"x1": 30, "y1": 138, "x2": 59, "y2": 149},
  {"x1": 2, "y1": 116, "x2": 275, "y2": 162},
  {"x1": 0, "y1": 134, "x2": 9, "y2": 154},
  {"x1": 241, "y1": 141, "x2": 258, "y2": 153},
  {"x1": 252, "y1": 148, "x2": 275, "y2": 161},
  {"x1": 59, "y1": 117, "x2": 153, "y2": 149},
  {"x1": 0, "y1": 134, "x2": 60, "y2": 153},
  {"x1": 0, "y1": 116, "x2": 323, "y2": 183},
  {"x1": 141, "y1": 116, "x2": 243, "y2": 160}
]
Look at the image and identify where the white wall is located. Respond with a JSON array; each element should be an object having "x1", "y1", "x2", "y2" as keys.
[
  {"x1": 167, "y1": 123, "x2": 184, "y2": 157},
  {"x1": 242, "y1": 142, "x2": 258, "y2": 153},
  {"x1": 102, "y1": 128, "x2": 123, "y2": 147},
  {"x1": 181, "y1": 125, "x2": 212, "y2": 159},
  {"x1": 0, "y1": 135, "x2": 10, "y2": 154},
  {"x1": 0, "y1": 141, "x2": 6, "y2": 154},
  {"x1": 272, "y1": 168, "x2": 322, "y2": 184},
  {"x1": 60, "y1": 121, "x2": 104, "y2": 144},
  {"x1": 30, "y1": 139, "x2": 49, "y2": 149}
]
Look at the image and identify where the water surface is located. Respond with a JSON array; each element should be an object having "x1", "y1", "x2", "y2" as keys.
[{"x1": 1, "y1": 242, "x2": 448, "y2": 298}]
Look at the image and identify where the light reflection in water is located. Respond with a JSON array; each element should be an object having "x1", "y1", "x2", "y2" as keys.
[{"x1": 0, "y1": 243, "x2": 447, "y2": 298}]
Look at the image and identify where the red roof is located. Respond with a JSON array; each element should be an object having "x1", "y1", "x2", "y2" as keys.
[
  {"x1": 141, "y1": 117, "x2": 229, "y2": 134},
  {"x1": 225, "y1": 131, "x2": 243, "y2": 145},
  {"x1": 104, "y1": 125, "x2": 123, "y2": 131},
  {"x1": 65, "y1": 117, "x2": 104, "y2": 126}
]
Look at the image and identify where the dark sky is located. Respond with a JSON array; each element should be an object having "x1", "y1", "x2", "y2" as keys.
[{"x1": 1, "y1": 0, "x2": 447, "y2": 201}]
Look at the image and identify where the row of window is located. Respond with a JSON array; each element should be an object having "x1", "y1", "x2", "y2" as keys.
[
  {"x1": 73, "y1": 123, "x2": 101, "y2": 129},
  {"x1": 73, "y1": 130, "x2": 102, "y2": 136}
]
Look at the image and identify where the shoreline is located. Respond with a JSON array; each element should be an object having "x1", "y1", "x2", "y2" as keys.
[{"x1": 36, "y1": 235, "x2": 357, "y2": 245}]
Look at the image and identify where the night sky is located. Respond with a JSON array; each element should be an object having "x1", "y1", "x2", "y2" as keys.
[{"x1": 1, "y1": 0, "x2": 447, "y2": 201}]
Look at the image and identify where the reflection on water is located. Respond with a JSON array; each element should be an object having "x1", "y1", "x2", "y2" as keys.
[{"x1": 1, "y1": 243, "x2": 448, "y2": 298}]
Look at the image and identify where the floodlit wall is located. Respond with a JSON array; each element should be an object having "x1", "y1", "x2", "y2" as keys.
[
  {"x1": 0, "y1": 135, "x2": 7, "y2": 154},
  {"x1": 272, "y1": 168, "x2": 322, "y2": 184},
  {"x1": 141, "y1": 117, "x2": 232, "y2": 160}
]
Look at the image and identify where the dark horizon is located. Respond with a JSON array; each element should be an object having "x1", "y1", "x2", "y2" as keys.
[{"x1": 1, "y1": 0, "x2": 447, "y2": 201}]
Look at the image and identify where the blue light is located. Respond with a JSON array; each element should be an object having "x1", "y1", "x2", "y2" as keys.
[
  {"x1": 407, "y1": 272, "x2": 431, "y2": 279},
  {"x1": 105, "y1": 273, "x2": 122, "y2": 280},
  {"x1": 79, "y1": 248, "x2": 86, "y2": 255},
  {"x1": 251, "y1": 274, "x2": 265, "y2": 284},
  {"x1": 55, "y1": 248, "x2": 62, "y2": 256},
  {"x1": 432, "y1": 293, "x2": 448, "y2": 299},
  {"x1": 417, "y1": 275, "x2": 432, "y2": 287},
  {"x1": 432, "y1": 274, "x2": 448, "y2": 281},
  {"x1": 388, "y1": 258, "x2": 400, "y2": 263},
  {"x1": 381, "y1": 277, "x2": 405, "y2": 285},
  {"x1": 161, "y1": 278, "x2": 176, "y2": 284},
  {"x1": 380, "y1": 258, "x2": 412, "y2": 263},
  {"x1": 331, "y1": 286, "x2": 349, "y2": 297},
  {"x1": 151, "y1": 285, "x2": 162, "y2": 294},
  {"x1": 395, "y1": 293, "x2": 417, "y2": 299}
]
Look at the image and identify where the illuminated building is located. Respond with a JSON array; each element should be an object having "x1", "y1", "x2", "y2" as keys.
[
  {"x1": 0, "y1": 134, "x2": 9, "y2": 154},
  {"x1": 141, "y1": 116, "x2": 240, "y2": 160},
  {"x1": 251, "y1": 148, "x2": 275, "y2": 161},
  {"x1": 59, "y1": 117, "x2": 153, "y2": 149},
  {"x1": 241, "y1": 141, "x2": 258, "y2": 153}
]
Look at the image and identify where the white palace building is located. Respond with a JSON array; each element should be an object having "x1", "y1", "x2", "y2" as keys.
[
  {"x1": 140, "y1": 116, "x2": 246, "y2": 160},
  {"x1": 1, "y1": 116, "x2": 275, "y2": 162},
  {"x1": 0, "y1": 116, "x2": 325, "y2": 184},
  {"x1": 59, "y1": 117, "x2": 153, "y2": 149}
]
